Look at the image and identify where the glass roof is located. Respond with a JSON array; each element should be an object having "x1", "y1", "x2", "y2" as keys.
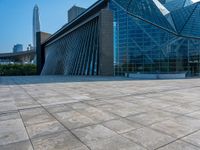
[
  {"x1": 164, "y1": 0, "x2": 193, "y2": 11},
  {"x1": 171, "y1": 3, "x2": 196, "y2": 32},
  {"x1": 114, "y1": 0, "x2": 175, "y2": 31}
]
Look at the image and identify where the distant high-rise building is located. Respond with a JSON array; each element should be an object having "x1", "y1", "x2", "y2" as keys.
[
  {"x1": 33, "y1": 4, "x2": 40, "y2": 50},
  {"x1": 68, "y1": 6, "x2": 86, "y2": 22},
  {"x1": 13, "y1": 44, "x2": 23, "y2": 53}
]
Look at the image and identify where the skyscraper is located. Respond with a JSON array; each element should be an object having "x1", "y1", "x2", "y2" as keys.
[
  {"x1": 33, "y1": 4, "x2": 40, "y2": 50},
  {"x1": 68, "y1": 6, "x2": 86, "y2": 22}
]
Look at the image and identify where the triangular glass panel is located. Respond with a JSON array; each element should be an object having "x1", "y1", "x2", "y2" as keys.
[
  {"x1": 164, "y1": 0, "x2": 193, "y2": 11},
  {"x1": 181, "y1": 4, "x2": 200, "y2": 37},
  {"x1": 171, "y1": 3, "x2": 197, "y2": 33},
  {"x1": 126, "y1": 0, "x2": 175, "y2": 31}
]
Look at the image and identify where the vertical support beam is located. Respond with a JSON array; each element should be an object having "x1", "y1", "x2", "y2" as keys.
[
  {"x1": 36, "y1": 32, "x2": 51, "y2": 75},
  {"x1": 36, "y1": 32, "x2": 42, "y2": 75},
  {"x1": 99, "y1": 9, "x2": 114, "y2": 76}
]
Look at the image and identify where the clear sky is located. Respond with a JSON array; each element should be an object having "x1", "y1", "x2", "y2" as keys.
[
  {"x1": 0, "y1": 0, "x2": 200, "y2": 53},
  {"x1": 0, "y1": 0, "x2": 96, "y2": 53}
]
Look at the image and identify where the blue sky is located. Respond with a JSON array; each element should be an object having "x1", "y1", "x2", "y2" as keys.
[
  {"x1": 0, "y1": 0, "x2": 96, "y2": 53},
  {"x1": 0, "y1": 0, "x2": 200, "y2": 53}
]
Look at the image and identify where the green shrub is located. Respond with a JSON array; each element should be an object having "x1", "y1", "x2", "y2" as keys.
[{"x1": 0, "y1": 64, "x2": 37, "y2": 76}]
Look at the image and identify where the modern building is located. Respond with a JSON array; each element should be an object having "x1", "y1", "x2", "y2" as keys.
[
  {"x1": 33, "y1": 4, "x2": 40, "y2": 50},
  {"x1": 13, "y1": 44, "x2": 23, "y2": 53},
  {"x1": 68, "y1": 6, "x2": 86, "y2": 22},
  {"x1": 163, "y1": 0, "x2": 193, "y2": 11},
  {"x1": 158, "y1": 0, "x2": 166, "y2": 4},
  {"x1": 37, "y1": 0, "x2": 200, "y2": 77}
]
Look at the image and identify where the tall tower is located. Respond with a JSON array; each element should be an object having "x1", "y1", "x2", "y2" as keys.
[{"x1": 33, "y1": 4, "x2": 40, "y2": 50}]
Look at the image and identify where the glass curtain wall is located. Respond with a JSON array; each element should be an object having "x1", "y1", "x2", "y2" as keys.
[{"x1": 110, "y1": 0, "x2": 200, "y2": 76}]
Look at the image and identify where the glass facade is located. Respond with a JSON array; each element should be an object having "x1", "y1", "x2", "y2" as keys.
[
  {"x1": 164, "y1": 0, "x2": 193, "y2": 11},
  {"x1": 110, "y1": 0, "x2": 200, "y2": 77}
]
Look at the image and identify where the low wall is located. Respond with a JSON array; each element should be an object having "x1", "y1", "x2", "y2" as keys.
[{"x1": 127, "y1": 73, "x2": 186, "y2": 79}]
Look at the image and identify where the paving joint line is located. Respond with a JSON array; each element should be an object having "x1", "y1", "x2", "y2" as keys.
[
  {"x1": 154, "y1": 128, "x2": 200, "y2": 150},
  {"x1": 15, "y1": 83, "x2": 92, "y2": 150}
]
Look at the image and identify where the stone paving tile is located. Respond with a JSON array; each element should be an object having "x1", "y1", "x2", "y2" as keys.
[
  {"x1": 145, "y1": 99, "x2": 179, "y2": 109},
  {"x1": 122, "y1": 127, "x2": 175, "y2": 150},
  {"x1": 53, "y1": 110, "x2": 95, "y2": 129},
  {"x1": 0, "y1": 140, "x2": 33, "y2": 150},
  {"x1": 182, "y1": 131, "x2": 200, "y2": 147},
  {"x1": 189, "y1": 101, "x2": 200, "y2": 107},
  {"x1": 97, "y1": 103, "x2": 146, "y2": 117},
  {"x1": 22, "y1": 113, "x2": 55, "y2": 127},
  {"x1": 83, "y1": 99, "x2": 108, "y2": 106},
  {"x1": 0, "y1": 101, "x2": 17, "y2": 114},
  {"x1": 44, "y1": 104, "x2": 72, "y2": 114},
  {"x1": 0, "y1": 112, "x2": 20, "y2": 121},
  {"x1": 30, "y1": 92, "x2": 62, "y2": 99},
  {"x1": 71, "y1": 95, "x2": 93, "y2": 101},
  {"x1": 127, "y1": 110, "x2": 178, "y2": 126},
  {"x1": 1, "y1": 76, "x2": 200, "y2": 149},
  {"x1": 186, "y1": 110, "x2": 200, "y2": 119},
  {"x1": 20, "y1": 107, "x2": 47, "y2": 116},
  {"x1": 20, "y1": 107, "x2": 56, "y2": 126},
  {"x1": 159, "y1": 96, "x2": 196, "y2": 104},
  {"x1": 37, "y1": 96, "x2": 79, "y2": 106},
  {"x1": 151, "y1": 119, "x2": 193, "y2": 138},
  {"x1": 127, "y1": 98, "x2": 158, "y2": 106},
  {"x1": 67, "y1": 102, "x2": 91, "y2": 110},
  {"x1": 151, "y1": 116, "x2": 200, "y2": 138},
  {"x1": 26, "y1": 120, "x2": 67, "y2": 139},
  {"x1": 158, "y1": 140, "x2": 200, "y2": 150},
  {"x1": 103, "y1": 118, "x2": 141, "y2": 134},
  {"x1": 72, "y1": 124, "x2": 117, "y2": 144},
  {"x1": 174, "y1": 116, "x2": 200, "y2": 130},
  {"x1": 0, "y1": 97, "x2": 14, "y2": 102},
  {"x1": 0, "y1": 119, "x2": 29, "y2": 145},
  {"x1": 76, "y1": 107, "x2": 118, "y2": 123},
  {"x1": 15, "y1": 98, "x2": 40, "y2": 110},
  {"x1": 162, "y1": 104, "x2": 200, "y2": 115},
  {"x1": 86, "y1": 135, "x2": 146, "y2": 150},
  {"x1": 32, "y1": 131, "x2": 89, "y2": 150}
]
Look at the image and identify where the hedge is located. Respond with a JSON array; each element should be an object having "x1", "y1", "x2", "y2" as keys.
[{"x1": 0, "y1": 64, "x2": 37, "y2": 76}]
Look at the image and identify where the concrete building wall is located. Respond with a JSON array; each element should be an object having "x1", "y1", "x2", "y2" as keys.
[
  {"x1": 99, "y1": 9, "x2": 114, "y2": 76},
  {"x1": 38, "y1": 1, "x2": 114, "y2": 76},
  {"x1": 40, "y1": 32, "x2": 51, "y2": 43},
  {"x1": 36, "y1": 32, "x2": 51, "y2": 74}
]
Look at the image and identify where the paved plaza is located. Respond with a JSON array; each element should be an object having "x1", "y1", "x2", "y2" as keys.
[{"x1": 0, "y1": 76, "x2": 200, "y2": 150}]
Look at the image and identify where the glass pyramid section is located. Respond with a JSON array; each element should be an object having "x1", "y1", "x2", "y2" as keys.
[
  {"x1": 114, "y1": 0, "x2": 175, "y2": 31},
  {"x1": 181, "y1": 3, "x2": 200, "y2": 37},
  {"x1": 153, "y1": 0, "x2": 176, "y2": 30},
  {"x1": 158, "y1": 0, "x2": 166, "y2": 4},
  {"x1": 164, "y1": 0, "x2": 193, "y2": 11},
  {"x1": 170, "y1": 3, "x2": 197, "y2": 33},
  {"x1": 153, "y1": 0, "x2": 169, "y2": 15}
]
